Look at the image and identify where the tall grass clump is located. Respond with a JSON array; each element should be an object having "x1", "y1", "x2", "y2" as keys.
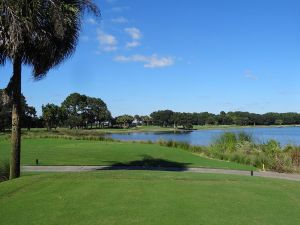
[
  {"x1": 154, "y1": 133, "x2": 300, "y2": 173},
  {"x1": 208, "y1": 132, "x2": 300, "y2": 173},
  {"x1": 211, "y1": 131, "x2": 254, "y2": 153},
  {"x1": 157, "y1": 139, "x2": 207, "y2": 153},
  {"x1": 0, "y1": 160, "x2": 10, "y2": 182},
  {"x1": 283, "y1": 145, "x2": 300, "y2": 173}
]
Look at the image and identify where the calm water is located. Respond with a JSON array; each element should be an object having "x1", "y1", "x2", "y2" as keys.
[{"x1": 107, "y1": 127, "x2": 300, "y2": 146}]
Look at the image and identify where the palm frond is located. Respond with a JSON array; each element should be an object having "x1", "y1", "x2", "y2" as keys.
[{"x1": 0, "y1": 0, "x2": 100, "y2": 78}]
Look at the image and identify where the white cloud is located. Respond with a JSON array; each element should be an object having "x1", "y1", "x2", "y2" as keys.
[
  {"x1": 115, "y1": 54, "x2": 174, "y2": 68},
  {"x1": 111, "y1": 17, "x2": 128, "y2": 23},
  {"x1": 110, "y1": 6, "x2": 130, "y2": 13},
  {"x1": 87, "y1": 18, "x2": 96, "y2": 25},
  {"x1": 97, "y1": 31, "x2": 118, "y2": 52},
  {"x1": 244, "y1": 70, "x2": 257, "y2": 80},
  {"x1": 124, "y1": 27, "x2": 142, "y2": 48},
  {"x1": 126, "y1": 41, "x2": 140, "y2": 48},
  {"x1": 125, "y1": 27, "x2": 142, "y2": 40}
]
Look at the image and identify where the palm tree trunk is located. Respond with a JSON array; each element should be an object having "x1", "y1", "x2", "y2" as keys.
[{"x1": 10, "y1": 58, "x2": 22, "y2": 179}]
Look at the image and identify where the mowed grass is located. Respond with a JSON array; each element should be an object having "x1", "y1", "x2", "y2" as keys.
[
  {"x1": 0, "y1": 171, "x2": 300, "y2": 225},
  {"x1": 0, "y1": 138, "x2": 254, "y2": 170}
]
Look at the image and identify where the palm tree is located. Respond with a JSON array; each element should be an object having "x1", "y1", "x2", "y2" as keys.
[{"x1": 0, "y1": 0, "x2": 99, "y2": 179}]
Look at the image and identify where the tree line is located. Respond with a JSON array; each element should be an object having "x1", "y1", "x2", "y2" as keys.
[
  {"x1": 3, "y1": 92, "x2": 300, "y2": 131},
  {"x1": 150, "y1": 110, "x2": 300, "y2": 128}
]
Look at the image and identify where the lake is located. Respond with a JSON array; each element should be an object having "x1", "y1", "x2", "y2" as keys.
[{"x1": 107, "y1": 127, "x2": 300, "y2": 146}]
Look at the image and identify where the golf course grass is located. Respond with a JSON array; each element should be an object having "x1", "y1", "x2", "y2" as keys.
[
  {"x1": 0, "y1": 138, "x2": 254, "y2": 170},
  {"x1": 0, "y1": 171, "x2": 300, "y2": 225}
]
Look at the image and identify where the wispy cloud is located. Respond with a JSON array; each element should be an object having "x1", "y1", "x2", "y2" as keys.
[
  {"x1": 111, "y1": 17, "x2": 128, "y2": 24},
  {"x1": 124, "y1": 27, "x2": 142, "y2": 48},
  {"x1": 115, "y1": 54, "x2": 174, "y2": 68},
  {"x1": 244, "y1": 70, "x2": 257, "y2": 80},
  {"x1": 125, "y1": 27, "x2": 142, "y2": 40},
  {"x1": 109, "y1": 6, "x2": 130, "y2": 13},
  {"x1": 87, "y1": 18, "x2": 97, "y2": 25},
  {"x1": 126, "y1": 41, "x2": 140, "y2": 48},
  {"x1": 97, "y1": 31, "x2": 118, "y2": 52}
]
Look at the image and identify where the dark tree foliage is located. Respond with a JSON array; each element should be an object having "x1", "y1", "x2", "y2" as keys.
[
  {"x1": 150, "y1": 110, "x2": 174, "y2": 127},
  {"x1": 149, "y1": 110, "x2": 300, "y2": 128},
  {"x1": 0, "y1": 90, "x2": 37, "y2": 132},
  {"x1": 116, "y1": 115, "x2": 134, "y2": 128},
  {"x1": 42, "y1": 104, "x2": 62, "y2": 130},
  {"x1": 61, "y1": 93, "x2": 111, "y2": 129}
]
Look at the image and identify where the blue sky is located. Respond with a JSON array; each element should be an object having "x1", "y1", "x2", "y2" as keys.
[{"x1": 1, "y1": 0, "x2": 300, "y2": 116}]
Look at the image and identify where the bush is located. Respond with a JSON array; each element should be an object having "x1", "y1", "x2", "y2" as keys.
[
  {"x1": 262, "y1": 140, "x2": 281, "y2": 155},
  {"x1": 212, "y1": 132, "x2": 237, "y2": 153},
  {"x1": 0, "y1": 160, "x2": 10, "y2": 182},
  {"x1": 237, "y1": 132, "x2": 254, "y2": 143},
  {"x1": 208, "y1": 132, "x2": 298, "y2": 172},
  {"x1": 283, "y1": 145, "x2": 300, "y2": 167},
  {"x1": 271, "y1": 152, "x2": 293, "y2": 173}
]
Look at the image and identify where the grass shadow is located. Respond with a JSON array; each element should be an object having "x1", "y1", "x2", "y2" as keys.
[{"x1": 100, "y1": 155, "x2": 190, "y2": 172}]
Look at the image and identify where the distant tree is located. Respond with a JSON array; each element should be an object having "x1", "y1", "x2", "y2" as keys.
[
  {"x1": 62, "y1": 93, "x2": 87, "y2": 129},
  {"x1": 0, "y1": 90, "x2": 36, "y2": 131},
  {"x1": 61, "y1": 93, "x2": 111, "y2": 129},
  {"x1": 172, "y1": 112, "x2": 193, "y2": 129},
  {"x1": 218, "y1": 111, "x2": 226, "y2": 125},
  {"x1": 205, "y1": 116, "x2": 215, "y2": 125},
  {"x1": 86, "y1": 97, "x2": 111, "y2": 128},
  {"x1": 198, "y1": 112, "x2": 213, "y2": 125},
  {"x1": 134, "y1": 115, "x2": 141, "y2": 121},
  {"x1": 141, "y1": 115, "x2": 152, "y2": 126},
  {"x1": 282, "y1": 113, "x2": 299, "y2": 125},
  {"x1": 134, "y1": 115, "x2": 142, "y2": 125},
  {"x1": 223, "y1": 115, "x2": 234, "y2": 125},
  {"x1": 0, "y1": 90, "x2": 11, "y2": 131},
  {"x1": 275, "y1": 119, "x2": 284, "y2": 126},
  {"x1": 42, "y1": 104, "x2": 61, "y2": 130},
  {"x1": 116, "y1": 115, "x2": 134, "y2": 128},
  {"x1": 23, "y1": 106, "x2": 37, "y2": 131},
  {"x1": 150, "y1": 110, "x2": 174, "y2": 127},
  {"x1": 262, "y1": 113, "x2": 278, "y2": 125},
  {"x1": 0, "y1": 0, "x2": 100, "y2": 179}
]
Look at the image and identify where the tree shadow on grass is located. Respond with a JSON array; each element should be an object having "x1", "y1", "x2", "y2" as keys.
[{"x1": 99, "y1": 155, "x2": 190, "y2": 172}]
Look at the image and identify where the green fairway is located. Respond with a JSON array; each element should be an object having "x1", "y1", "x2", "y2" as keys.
[
  {"x1": 0, "y1": 171, "x2": 299, "y2": 225},
  {"x1": 0, "y1": 138, "x2": 254, "y2": 170}
]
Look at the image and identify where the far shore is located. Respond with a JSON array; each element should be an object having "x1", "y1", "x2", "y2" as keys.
[{"x1": 6, "y1": 124, "x2": 299, "y2": 136}]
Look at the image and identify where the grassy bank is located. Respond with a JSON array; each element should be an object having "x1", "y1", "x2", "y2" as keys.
[
  {"x1": 155, "y1": 133, "x2": 300, "y2": 173},
  {"x1": 1, "y1": 171, "x2": 300, "y2": 225},
  {"x1": 2, "y1": 124, "x2": 297, "y2": 138},
  {"x1": 210, "y1": 132, "x2": 300, "y2": 173},
  {"x1": 0, "y1": 138, "x2": 254, "y2": 170}
]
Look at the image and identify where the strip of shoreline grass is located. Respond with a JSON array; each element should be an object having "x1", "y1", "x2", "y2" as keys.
[
  {"x1": 0, "y1": 171, "x2": 299, "y2": 225},
  {"x1": 0, "y1": 138, "x2": 254, "y2": 170},
  {"x1": 2, "y1": 124, "x2": 298, "y2": 137}
]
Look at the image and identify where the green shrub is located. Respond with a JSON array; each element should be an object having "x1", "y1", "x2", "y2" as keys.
[
  {"x1": 212, "y1": 132, "x2": 238, "y2": 153},
  {"x1": 262, "y1": 140, "x2": 281, "y2": 155},
  {"x1": 207, "y1": 132, "x2": 299, "y2": 172},
  {"x1": 237, "y1": 132, "x2": 254, "y2": 143}
]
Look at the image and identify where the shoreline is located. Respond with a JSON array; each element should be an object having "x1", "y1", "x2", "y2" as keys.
[{"x1": 103, "y1": 124, "x2": 300, "y2": 134}]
